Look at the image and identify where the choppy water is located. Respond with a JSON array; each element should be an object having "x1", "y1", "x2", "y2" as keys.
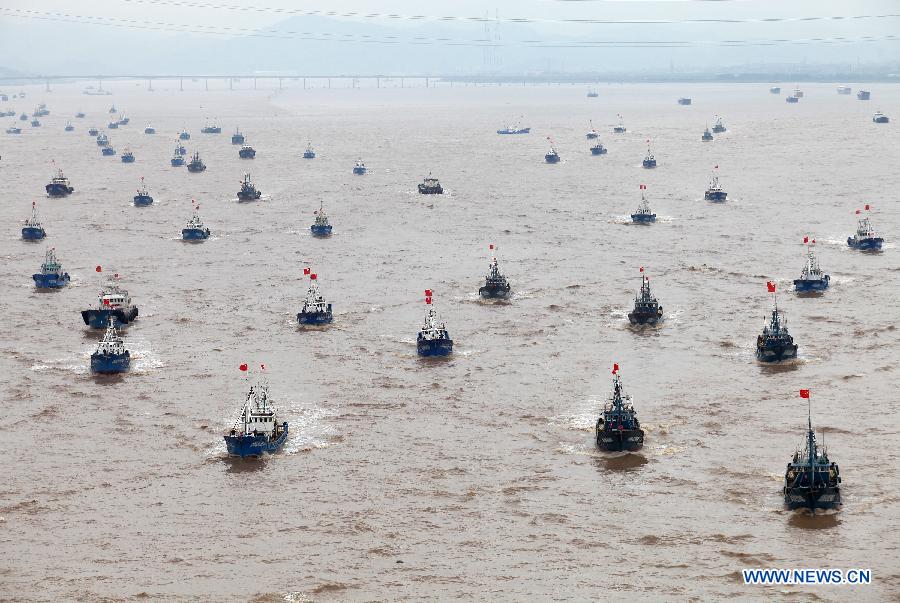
[{"x1": 1, "y1": 82, "x2": 899, "y2": 601}]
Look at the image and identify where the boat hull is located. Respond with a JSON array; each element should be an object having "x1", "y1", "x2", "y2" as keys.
[
  {"x1": 631, "y1": 213, "x2": 656, "y2": 223},
  {"x1": 310, "y1": 225, "x2": 332, "y2": 237},
  {"x1": 238, "y1": 150, "x2": 256, "y2": 159},
  {"x1": 595, "y1": 424, "x2": 645, "y2": 452},
  {"x1": 33, "y1": 273, "x2": 70, "y2": 288},
  {"x1": 479, "y1": 284, "x2": 511, "y2": 299},
  {"x1": 237, "y1": 191, "x2": 261, "y2": 201},
  {"x1": 22, "y1": 227, "x2": 46, "y2": 240},
  {"x1": 417, "y1": 338, "x2": 453, "y2": 357},
  {"x1": 756, "y1": 343, "x2": 798, "y2": 362},
  {"x1": 224, "y1": 423, "x2": 289, "y2": 457},
  {"x1": 590, "y1": 147, "x2": 607, "y2": 155},
  {"x1": 232, "y1": 136, "x2": 244, "y2": 145},
  {"x1": 90, "y1": 351, "x2": 130, "y2": 374},
  {"x1": 171, "y1": 158, "x2": 185, "y2": 166},
  {"x1": 101, "y1": 148, "x2": 116, "y2": 156},
  {"x1": 82, "y1": 307, "x2": 139, "y2": 328},
  {"x1": 873, "y1": 117, "x2": 889, "y2": 124},
  {"x1": 794, "y1": 276, "x2": 829, "y2": 292},
  {"x1": 45, "y1": 184, "x2": 74, "y2": 197},
  {"x1": 497, "y1": 128, "x2": 530, "y2": 134},
  {"x1": 642, "y1": 160, "x2": 657, "y2": 169},
  {"x1": 187, "y1": 165, "x2": 206, "y2": 173},
  {"x1": 705, "y1": 191, "x2": 728, "y2": 202},
  {"x1": 628, "y1": 309, "x2": 662, "y2": 325},
  {"x1": 784, "y1": 487, "x2": 842, "y2": 511},
  {"x1": 121, "y1": 156, "x2": 135, "y2": 163},
  {"x1": 847, "y1": 237, "x2": 883, "y2": 251},
  {"x1": 298, "y1": 308, "x2": 333, "y2": 325},
  {"x1": 353, "y1": 167, "x2": 367, "y2": 175},
  {"x1": 182, "y1": 228, "x2": 210, "y2": 240},
  {"x1": 303, "y1": 152, "x2": 316, "y2": 159},
  {"x1": 702, "y1": 134, "x2": 713, "y2": 142},
  {"x1": 133, "y1": 195, "x2": 153, "y2": 206}
]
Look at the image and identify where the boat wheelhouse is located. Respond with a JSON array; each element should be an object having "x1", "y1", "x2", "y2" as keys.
[
  {"x1": 224, "y1": 380, "x2": 288, "y2": 458},
  {"x1": 237, "y1": 173, "x2": 261, "y2": 201},
  {"x1": 75, "y1": 111, "x2": 86, "y2": 118},
  {"x1": 416, "y1": 290, "x2": 453, "y2": 357},
  {"x1": 117, "y1": 115, "x2": 129, "y2": 125},
  {"x1": 793, "y1": 88, "x2": 804, "y2": 98},
  {"x1": 310, "y1": 201, "x2": 332, "y2": 237},
  {"x1": 32, "y1": 247, "x2": 70, "y2": 289},
  {"x1": 45, "y1": 168, "x2": 74, "y2": 197},
  {"x1": 90, "y1": 317, "x2": 130, "y2": 374},
  {"x1": 595, "y1": 365, "x2": 644, "y2": 452},
  {"x1": 631, "y1": 185, "x2": 656, "y2": 223},
  {"x1": 297, "y1": 271, "x2": 333, "y2": 325},
  {"x1": 81, "y1": 270, "x2": 139, "y2": 328},
  {"x1": 22, "y1": 202, "x2": 46, "y2": 240}
]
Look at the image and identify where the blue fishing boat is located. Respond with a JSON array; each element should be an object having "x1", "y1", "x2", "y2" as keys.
[
  {"x1": 32, "y1": 247, "x2": 70, "y2": 289},
  {"x1": 144, "y1": 124, "x2": 155, "y2": 134},
  {"x1": 701, "y1": 127, "x2": 713, "y2": 142},
  {"x1": 19, "y1": 112, "x2": 28, "y2": 121},
  {"x1": 90, "y1": 317, "x2": 130, "y2": 374},
  {"x1": 107, "y1": 120, "x2": 118, "y2": 129},
  {"x1": 857, "y1": 90, "x2": 870, "y2": 101},
  {"x1": 236, "y1": 173, "x2": 261, "y2": 201},
  {"x1": 837, "y1": 85, "x2": 851, "y2": 95},
  {"x1": 478, "y1": 245, "x2": 511, "y2": 299},
  {"x1": 786, "y1": 95, "x2": 799, "y2": 104},
  {"x1": 873, "y1": 111, "x2": 889, "y2": 124},
  {"x1": 784, "y1": 392, "x2": 841, "y2": 512},
  {"x1": 353, "y1": 159, "x2": 367, "y2": 175},
  {"x1": 201, "y1": 120, "x2": 221, "y2": 134},
  {"x1": 238, "y1": 144, "x2": 256, "y2": 159},
  {"x1": 712, "y1": 116, "x2": 726, "y2": 133},
  {"x1": 794, "y1": 238, "x2": 829, "y2": 292},
  {"x1": 187, "y1": 151, "x2": 206, "y2": 172},
  {"x1": 175, "y1": 142, "x2": 187, "y2": 155},
  {"x1": 418, "y1": 174, "x2": 443, "y2": 194},
  {"x1": 81, "y1": 269, "x2": 139, "y2": 328},
  {"x1": 45, "y1": 168, "x2": 74, "y2": 197},
  {"x1": 116, "y1": 114, "x2": 129, "y2": 125},
  {"x1": 22, "y1": 202, "x2": 46, "y2": 240},
  {"x1": 64, "y1": 121, "x2": 74, "y2": 131},
  {"x1": 96, "y1": 132, "x2": 109, "y2": 146},
  {"x1": 121, "y1": 148, "x2": 135, "y2": 163},
  {"x1": 770, "y1": 86, "x2": 781, "y2": 94},
  {"x1": 590, "y1": 141, "x2": 607, "y2": 155},
  {"x1": 847, "y1": 206, "x2": 883, "y2": 251},
  {"x1": 33, "y1": 103, "x2": 49, "y2": 117},
  {"x1": 613, "y1": 115, "x2": 626, "y2": 134},
  {"x1": 6, "y1": 125, "x2": 21, "y2": 134},
  {"x1": 89, "y1": 127, "x2": 99, "y2": 136},
  {"x1": 231, "y1": 128, "x2": 244, "y2": 144},
  {"x1": 496, "y1": 122, "x2": 530, "y2": 135},
  {"x1": 416, "y1": 290, "x2": 453, "y2": 357},
  {"x1": 631, "y1": 185, "x2": 656, "y2": 223},
  {"x1": 678, "y1": 97, "x2": 692, "y2": 105},
  {"x1": 30, "y1": 119, "x2": 40, "y2": 128},
  {"x1": 794, "y1": 88, "x2": 804, "y2": 98},
  {"x1": 642, "y1": 145, "x2": 657, "y2": 169},
  {"x1": 224, "y1": 378, "x2": 288, "y2": 458},
  {"x1": 595, "y1": 364, "x2": 644, "y2": 452},
  {"x1": 628, "y1": 268, "x2": 662, "y2": 325},
  {"x1": 310, "y1": 201, "x2": 332, "y2": 237},
  {"x1": 179, "y1": 129, "x2": 191, "y2": 140},
  {"x1": 182, "y1": 202, "x2": 210, "y2": 240},
  {"x1": 586, "y1": 90, "x2": 599, "y2": 98},
  {"x1": 545, "y1": 138, "x2": 560, "y2": 164},
  {"x1": 303, "y1": 142, "x2": 316, "y2": 158},
  {"x1": 108, "y1": 104, "x2": 117, "y2": 114},
  {"x1": 102, "y1": 146, "x2": 116, "y2": 156},
  {"x1": 585, "y1": 120, "x2": 599, "y2": 139},
  {"x1": 704, "y1": 169, "x2": 727, "y2": 201},
  {"x1": 756, "y1": 282, "x2": 798, "y2": 362},
  {"x1": 170, "y1": 150, "x2": 185, "y2": 167},
  {"x1": 133, "y1": 177, "x2": 153, "y2": 206},
  {"x1": 75, "y1": 111, "x2": 86, "y2": 118},
  {"x1": 296, "y1": 271, "x2": 333, "y2": 325}
]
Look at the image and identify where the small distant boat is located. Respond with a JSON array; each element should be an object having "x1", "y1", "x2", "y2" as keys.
[
  {"x1": 121, "y1": 148, "x2": 135, "y2": 163},
  {"x1": 310, "y1": 200, "x2": 332, "y2": 237},
  {"x1": 418, "y1": 173, "x2": 443, "y2": 194},
  {"x1": 586, "y1": 90, "x2": 599, "y2": 98},
  {"x1": 302, "y1": 142, "x2": 316, "y2": 158},
  {"x1": 642, "y1": 145, "x2": 656, "y2": 169},
  {"x1": 182, "y1": 202, "x2": 210, "y2": 241},
  {"x1": 496, "y1": 122, "x2": 530, "y2": 135},
  {"x1": 224, "y1": 379, "x2": 288, "y2": 458},
  {"x1": 837, "y1": 85, "x2": 851, "y2": 95},
  {"x1": 416, "y1": 290, "x2": 453, "y2": 357},
  {"x1": 33, "y1": 103, "x2": 49, "y2": 117},
  {"x1": 201, "y1": 120, "x2": 221, "y2": 134},
  {"x1": 847, "y1": 205, "x2": 883, "y2": 251},
  {"x1": 19, "y1": 113, "x2": 28, "y2": 121},
  {"x1": 786, "y1": 95, "x2": 800, "y2": 103},
  {"x1": 770, "y1": 86, "x2": 781, "y2": 94},
  {"x1": 101, "y1": 146, "x2": 117, "y2": 156},
  {"x1": 179, "y1": 129, "x2": 191, "y2": 140},
  {"x1": 793, "y1": 238, "x2": 829, "y2": 292},
  {"x1": 297, "y1": 271, "x2": 333, "y2": 325},
  {"x1": 585, "y1": 120, "x2": 599, "y2": 139},
  {"x1": 783, "y1": 397, "x2": 842, "y2": 512},
  {"x1": 678, "y1": 97, "x2": 692, "y2": 105},
  {"x1": 32, "y1": 247, "x2": 70, "y2": 289},
  {"x1": 109, "y1": 105, "x2": 117, "y2": 114},
  {"x1": 45, "y1": 168, "x2": 74, "y2": 197},
  {"x1": 545, "y1": 138, "x2": 560, "y2": 164},
  {"x1": 711, "y1": 116, "x2": 726, "y2": 133},
  {"x1": 613, "y1": 115, "x2": 626, "y2": 134},
  {"x1": 81, "y1": 269, "x2": 139, "y2": 328},
  {"x1": 117, "y1": 114, "x2": 129, "y2": 125},
  {"x1": 22, "y1": 202, "x2": 46, "y2": 240},
  {"x1": 590, "y1": 141, "x2": 607, "y2": 155},
  {"x1": 238, "y1": 144, "x2": 256, "y2": 159},
  {"x1": 64, "y1": 121, "x2": 74, "y2": 131},
  {"x1": 704, "y1": 168, "x2": 727, "y2": 202},
  {"x1": 631, "y1": 185, "x2": 656, "y2": 224},
  {"x1": 90, "y1": 317, "x2": 130, "y2": 374},
  {"x1": 133, "y1": 177, "x2": 153, "y2": 206},
  {"x1": 595, "y1": 364, "x2": 644, "y2": 452},
  {"x1": 30, "y1": 119, "x2": 40, "y2": 127},
  {"x1": 187, "y1": 151, "x2": 206, "y2": 172},
  {"x1": 857, "y1": 90, "x2": 870, "y2": 101},
  {"x1": 793, "y1": 88, "x2": 804, "y2": 98},
  {"x1": 88, "y1": 127, "x2": 99, "y2": 136},
  {"x1": 478, "y1": 246, "x2": 511, "y2": 299},
  {"x1": 75, "y1": 111, "x2": 86, "y2": 118},
  {"x1": 873, "y1": 111, "x2": 889, "y2": 124},
  {"x1": 236, "y1": 173, "x2": 261, "y2": 201},
  {"x1": 6, "y1": 125, "x2": 22, "y2": 134},
  {"x1": 353, "y1": 159, "x2": 367, "y2": 175},
  {"x1": 144, "y1": 125, "x2": 155, "y2": 134},
  {"x1": 756, "y1": 283, "x2": 798, "y2": 362},
  {"x1": 231, "y1": 128, "x2": 244, "y2": 144},
  {"x1": 107, "y1": 120, "x2": 119, "y2": 129},
  {"x1": 701, "y1": 126, "x2": 713, "y2": 142}
]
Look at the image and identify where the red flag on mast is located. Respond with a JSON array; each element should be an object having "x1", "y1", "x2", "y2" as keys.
[
  {"x1": 425, "y1": 289, "x2": 432, "y2": 297},
  {"x1": 767, "y1": 281, "x2": 776, "y2": 293},
  {"x1": 95, "y1": 265, "x2": 102, "y2": 273},
  {"x1": 800, "y1": 389, "x2": 810, "y2": 399},
  {"x1": 425, "y1": 297, "x2": 432, "y2": 305},
  {"x1": 855, "y1": 209, "x2": 861, "y2": 215},
  {"x1": 239, "y1": 363, "x2": 248, "y2": 372},
  {"x1": 865, "y1": 204, "x2": 870, "y2": 210},
  {"x1": 639, "y1": 266, "x2": 644, "y2": 272},
  {"x1": 303, "y1": 268, "x2": 310, "y2": 275},
  {"x1": 612, "y1": 363, "x2": 619, "y2": 374},
  {"x1": 803, "y1": 236, "x2": 809, "y2": 244},
  {"x1": 310, "y1": 273, "x2": 317, "y2": 280}
]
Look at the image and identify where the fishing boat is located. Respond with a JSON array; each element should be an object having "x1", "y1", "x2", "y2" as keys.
[
  {"x1": 352, "y1": 160, "x2": 367, "y2": 175},
  {"x1": 631, "y1": 185, "x2": 656, "y2": 223},
  {"x1": 793, "y1": 238, "x2": 829, "y2": 292},
  {"x1": 310, "y1": 200, "x2": 332, "y2": 237},
  {"x1": 6, "y1": 125, "x2": 21, "y2": 134},
  {"x1": 182, "y1": 202, "x2": 210, "y2": 240},
  {"x1": 45, "y1": 168, "x2": 74, "y2": 197},
  {"x1": 19, "y1": 112, "x2": 27, "y2": 121},
  {"x1": 296, "y1": 271, "x2": 333, "y2": 325},
  {"x1": 857, "y1": 90, "x2": 870, "y2": 101},
  {"x1": 81, "y1": 269, "x2": 139, "y2": 328},
  {"x1": 237, "y1": 173, "x2": 261, "y2": 201},
  {"x1": 133, "y1": 177, "x2": 153, "y2": 206},
  {"x1": 770, "y1": 86, "x2": 781, "y2": 94},
  {"x1": 30, "y1": 119, "x2": 40, "y2": 128},
  {"x1": 847, "y1": 205, "x2": 883, "y2": 251},
  {"x1": 101, "y1": 146, "x2": 116, "y2": 156},
  {"x1": 201, "y1": 120, "x2": 221, "y2": 134},
  {"x1": 585, "y1": 120, "x2": 599, "y2": 139},
  {"x1": 704, "y1": 168, "x2": 727, "y2": 201},
  {"x1": 64, "y1": 121, "x2": 74, "y2": 131},
  {"x1": 786, "y1": 95, "x2": 800, "y2": 103},
  {"x1": 595, "y1": 364, "x2": 644, "y2": 452},
  {"x1": 33, "y1": 103, "x2": 49, "y2": 117},
  {"x1": 231, "y1": 128, "x2": 244, "y2": 144},
  {"x1": 179, "y1": 129, "x2": 191, "y2": 140},
  {"x1": 701, "y1": 127, "x2": 713, "y2": 142},
  {"x1": 416, "y1": 290, "x2": 453, "y2": 357},
  {"x1": 75, "y1": 111, "x2": 85, "y2": 118},
  {"x1": 712, "y1": 116, "x2": 726, "y2": 133},
  {"x1": 117, "y1": 114, "x2": 129, "y2": 125},
  {"x1": 90, "y1": 317, "x2": 130, "y2": 374},
  {"x1": 238, "y1": 144, "x2": 256, "y2": 159},
  {"x1": 678, "y1": 97, "x2": 692, "y2": 105},
  {"x1": 108, "y1": 104, "x2": 117, "y2": 114},
  {"x1": 170, "y1": 150, "x2": 185, "y2": 167},
  {"x1": 756, "y1": 282, "x2": 798, "y2": 362},
  {"x1": 586, "y1": 90, "x2": 599, "y2": 98},
  {"x1": 418, "y1": 174, "x2": 443, "y2": 194},
  {"x1": 873, "y1": 111, "x2": 889, "y2": 124},
  {"x1": 544, "y1": 138, "x2": 560, "y2": 164},
  {"x1": 642, "y1": 145, "x2": 657, "y2": 169},
  {"x1": 22, "y1": 202, "x2": 46, "y2": 240},
  {"x1": 121, "y1": 148, "x2": 135, "y2": 163},
  {"x1": 496, "y1": 122, "x2": 530, "y2": 135},
  {"x1": 302, "y1": 142, "x2": 316, "y2": 158},
  {"x1": 187, "y1": 151, "x2": 206, "y2": 172},
  {"x1": 784, "y1": 392, "x2": 841, "y2": 512},
  {"x1": 88, "y1": 127, "x2": 99, "y2": 136},
  {"x1": 837, "y1": 85, "x2": 851, "y2": 95},
  {"x1": 478, "y1": 245, "x2": 511, "y2": 299},
  {"x1": 793, "y1": 88, "x2": 804, "y2": 98},
  {"x1": 590, "y1": 141, "x2": 607, "y2": 155},
  {"x1": 224, "y1": 377, "x2": 288, "y2": 458},
  {"x1": 613, "y1": 116, "x2": 626, "y2": 134},
  {"x1": 144, "y1": 125, "x2": 155, "y2": 134},
  {"x1": 628, "y1": 268, "x2": 663, "y2": 324},
  {"x1": 107, "y1": 120, "x2": 119, "y2": 129},
  {"x1": 96, "y1": 133, "x2": 109, "y2": 146},
  {"x1": 32, "y1": 247, "x2": 70, "y2": 288}
]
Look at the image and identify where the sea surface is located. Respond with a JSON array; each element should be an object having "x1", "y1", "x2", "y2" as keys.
[{"x1": 1, "y1": 81, "x2": 899, "y2": 601}]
